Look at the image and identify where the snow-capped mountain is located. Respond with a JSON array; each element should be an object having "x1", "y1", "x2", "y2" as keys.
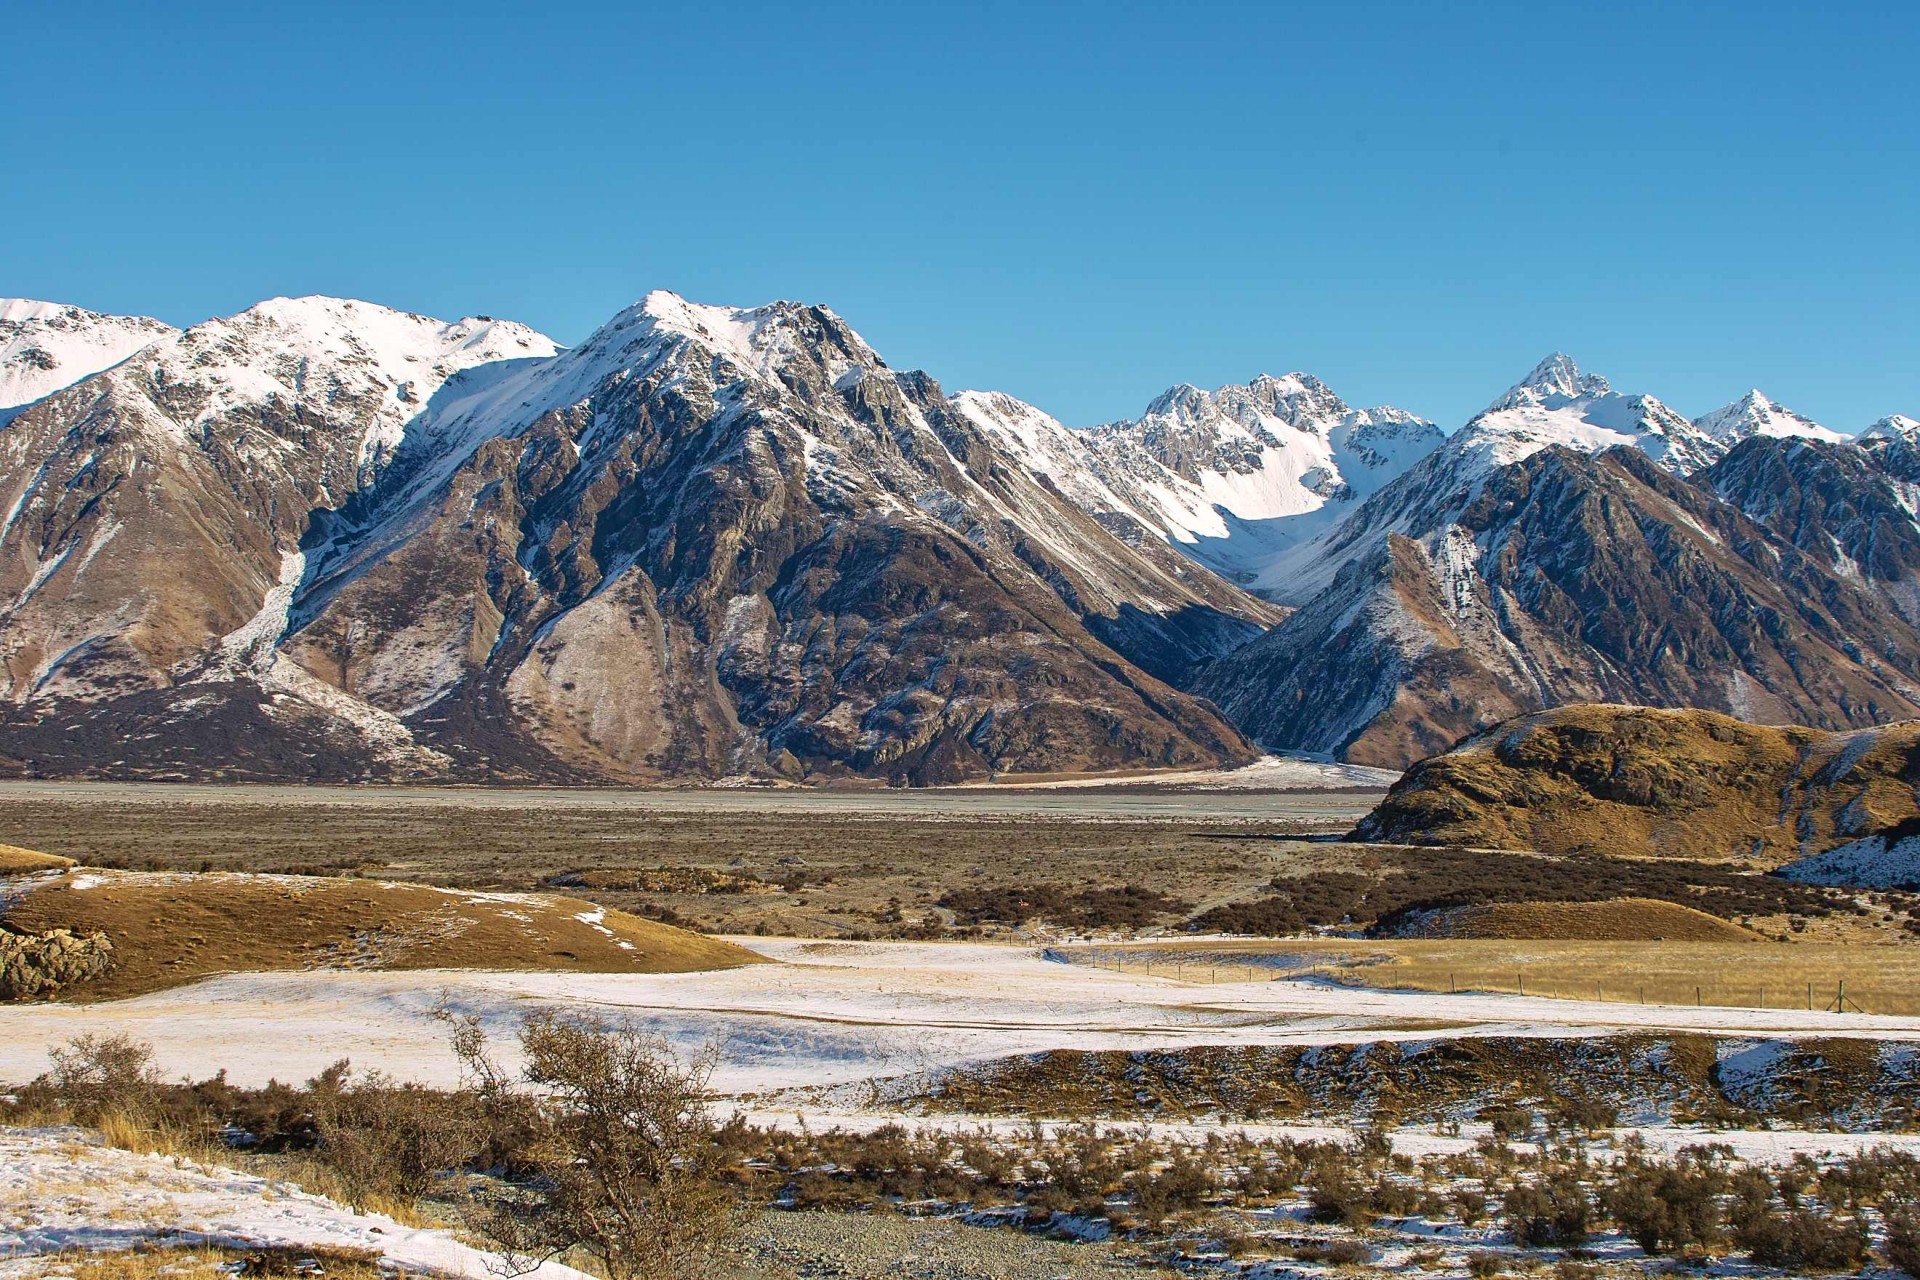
[
  {"x1": 1244, "y1": 354, "x2": 1734, "y2": 607},
  {"x1": 1189, "y1": 355, "x2": 1920, "y2": 767},
  {"x1": 1861, "y1": 414, "x2": 1920, "y2": 472},
  {"x1": 1693, "y1": 389, "x2": 1849, "y2": 446},
  {"x1": 5, "y1": 290, "x2": 1920, "y2": 783},
  {"x1": 1463, "y1": 352, "x2": 1725, "y2": 476},
  {"x1": 1197, "y1": 443, "x2": 1920, "y2": 767},
  {"x1": 955, "y1": 373, "x2": 1442, "y2": 596},
  {"x1": 0, "y1": 290, "x2": 1272, "y2": 783},
  {"x1": 0, "y1": 297, "x2": 558, "y2": 750},
  {"x1": 0, "y1": 300, "x2": 177, "y2": 418}
]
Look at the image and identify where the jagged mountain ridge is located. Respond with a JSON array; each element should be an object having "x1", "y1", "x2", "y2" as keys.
[
  {"x1": 0, "y1": 291, "x2": 1274, "y2": 783},
  {"x1": 1196, "y1": 443, "x2": 1920, "y2": 768},
  {"x1": 948, "y1": 373, "x2": 1444, "y2": 600},
  {"x1": 2, "y1": 295, "x2": 1918, "y2": 783}
]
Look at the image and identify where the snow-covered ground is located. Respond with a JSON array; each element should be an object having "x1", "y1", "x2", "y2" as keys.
[
  {"x1": 1779, "y1": 830, "x2": 1920, "y2": 888},
  {"x1": 0, "y1": 1127, "x2": 591, "y2": 1280},
  {"x1": 3, "y1": 939, "x2": 1916, "y2": 1097}
]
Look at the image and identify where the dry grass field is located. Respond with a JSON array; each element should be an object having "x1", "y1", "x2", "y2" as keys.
[
  {"x1": 1108, "y1": 936, "x2": 1920, "y2": 1015},
  {"x1": 0, "y1": 841, "x2": 73, "y2": 873},
  {"x1": 2, "y1": 868, "x2": 761, "y2": 999}
]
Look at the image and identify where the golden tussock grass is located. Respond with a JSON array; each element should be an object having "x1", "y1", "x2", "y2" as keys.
[
  {"x1": 0, "y1": 840, "x2": 76, "y2": 872},
  {"x1": 1121, "y1": 936, "x2": 1920, "y2": 1015},
  {"x1": 9, "y1": 1244, "x2": 388, "y2": 1280},
  {"x1": 1367, "y1": 704, "x2": 1920, "y2": 863},
  {"x1": 2, "y1": 868, "x2": 765, "y2": 1000}
]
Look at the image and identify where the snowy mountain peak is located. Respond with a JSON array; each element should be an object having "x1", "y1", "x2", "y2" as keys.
[
  {"x1": 1693, "y1": 389, "x2": 1846, "y2": 445},
  {"x1": 0, "y1": 299, "x2": 178, "y2": 413},
  {"x1": 0, "y1": 298, "x2": 74, "y2": 323},
  {"x1": 1488, "y1": 352, "x2": 1611, "y2": 411},
  {"x1": 1863, "y1": 414, "x2": 1920, "y2": 446},
  {"x1": 620, "y1": 289, "x2": 884, "y2": 387}
]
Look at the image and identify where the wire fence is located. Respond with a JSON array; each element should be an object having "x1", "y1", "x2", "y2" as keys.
[{"x1": 1057, "y1": 948, "x2": 1905, "y2": 1015}]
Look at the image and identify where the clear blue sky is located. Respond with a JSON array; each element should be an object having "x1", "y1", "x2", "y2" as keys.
[{"x1": 7, "y1": 1, "x2": 1915, "y2": 431}]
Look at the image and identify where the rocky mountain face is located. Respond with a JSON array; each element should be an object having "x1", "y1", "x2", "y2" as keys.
[
  {"x1": 1352, "y1": 704, "x2": 1920, "y2": 865},
  {"x1": 0, "y1": 297, "x2": 557, "y2": 712},
  {"x1": 3, "y1": 294, "x2": 1918, "y2": 786},
  {"x1": 1702, "y1": 434, "x2": 1920, "y2": 625},
  {"x1": 1196, "y1": 442, "x2": 1920, "y2": 768},
  {"x1": 0, "y1": 292, "x2": 1272, "y2": 783}
]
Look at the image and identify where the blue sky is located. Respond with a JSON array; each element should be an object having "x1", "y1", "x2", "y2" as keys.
[{"x1": 6, "y1": 1, "x2": 1915, "y2": 431}]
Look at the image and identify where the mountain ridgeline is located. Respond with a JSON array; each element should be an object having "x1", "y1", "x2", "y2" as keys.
[{"x1": 0, "y1": 291, "x2": 1916, "y2": 782}]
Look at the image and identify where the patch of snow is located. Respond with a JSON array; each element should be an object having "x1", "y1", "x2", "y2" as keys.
[
  {"x1": 1779, "y1": 832, "x2": 1920, "y2": 888},
  {"x1": 5, "y1": 938, "x2": 1919, "y2": 1099},
  {"x1": 0, "y1": 1127, "x2": 594, "y2": 1280},
  {"x1": 0, "y1": 301, "x2": 177, "y2": 413},
  {"x1": 214, "y1": 550, "x2": 306, "y2": 674}
]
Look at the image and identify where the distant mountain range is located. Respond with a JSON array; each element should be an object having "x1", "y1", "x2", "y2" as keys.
[{"x1": 1, "y1": 290, "x2": 1915, "y2": 780}]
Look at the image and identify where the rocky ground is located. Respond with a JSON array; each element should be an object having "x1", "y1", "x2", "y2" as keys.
[{"x1": 726, "y1": 1211, "x2": 1174, "y2": 1279}]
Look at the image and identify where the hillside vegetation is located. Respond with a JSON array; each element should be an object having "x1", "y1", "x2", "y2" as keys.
[{"x1": 1354, "y1": 704, "x2": 1920, "y2": 863}]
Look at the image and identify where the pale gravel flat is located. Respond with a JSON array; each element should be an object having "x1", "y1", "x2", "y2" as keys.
[{"x1": 725, "y1": 1210, "x2": 1177, "y2": 1279}]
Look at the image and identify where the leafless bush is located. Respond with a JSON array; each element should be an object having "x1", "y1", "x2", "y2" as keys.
[
  {"x1": 451, "y1": 1010, "x2": 741, "y2": 1280},
  {"x1": 1888, "y1": 1207, "x2": 1920, "y2": 1277},
  {"x1": 1503, "y1": 1168, "x2": 1590, "y2": 1248},
  {"x1": 1122, "y1": 1149, "x2": 1214, "y2": 1226},
  {"x1": 1603, "y1": 1147, "x2": 1728, "y2": 1255},
  {"x1": 306, "y1": 1060, "x2": 479, "y2": 1211},
  {"x1": 45, "y1": 1033, "x2": 164, "y2": 1125}
]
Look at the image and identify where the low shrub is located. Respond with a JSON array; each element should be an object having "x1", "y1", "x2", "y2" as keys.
[{"x1": 1503, "y1": 1169, "x2": 1590, "y2": 1248}]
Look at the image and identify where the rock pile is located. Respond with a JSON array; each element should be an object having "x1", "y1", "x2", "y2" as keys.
[{"x1": 0, "y1": 927, "x2": 112, "y2": 999}]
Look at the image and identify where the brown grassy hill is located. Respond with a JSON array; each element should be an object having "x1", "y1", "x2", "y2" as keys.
[
  {"x1": 0, "y1": 842, "x2": 74, "y2": 873},
  {"x1": 1, "y1": 868, "x2": 763, "y2": 1000},
  {"x1": 1385, "y1": 898, "x2": 1760, "y2": 942},
  {"x1": 1352, "y1": 704, "x2": 1920, "y2": 862}
]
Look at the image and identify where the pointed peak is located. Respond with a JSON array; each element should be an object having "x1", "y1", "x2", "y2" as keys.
[
  {"x1": 1488, "y1": 353, "x2": 1610, "y2": 412},
  {"x1": 1143, "y1": 382, "x2": 1209, "y2": 415},
  {"x1": 580, "y1": 290, "x2": 881, "y2": 388},
  {"x1": 1694, "y1": 388, "x2": 1842, "y2": 444}
]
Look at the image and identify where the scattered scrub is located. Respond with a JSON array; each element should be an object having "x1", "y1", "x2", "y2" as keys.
[{"x1": 937, "y1": 882, "x2": 1190, "y2": 930}]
